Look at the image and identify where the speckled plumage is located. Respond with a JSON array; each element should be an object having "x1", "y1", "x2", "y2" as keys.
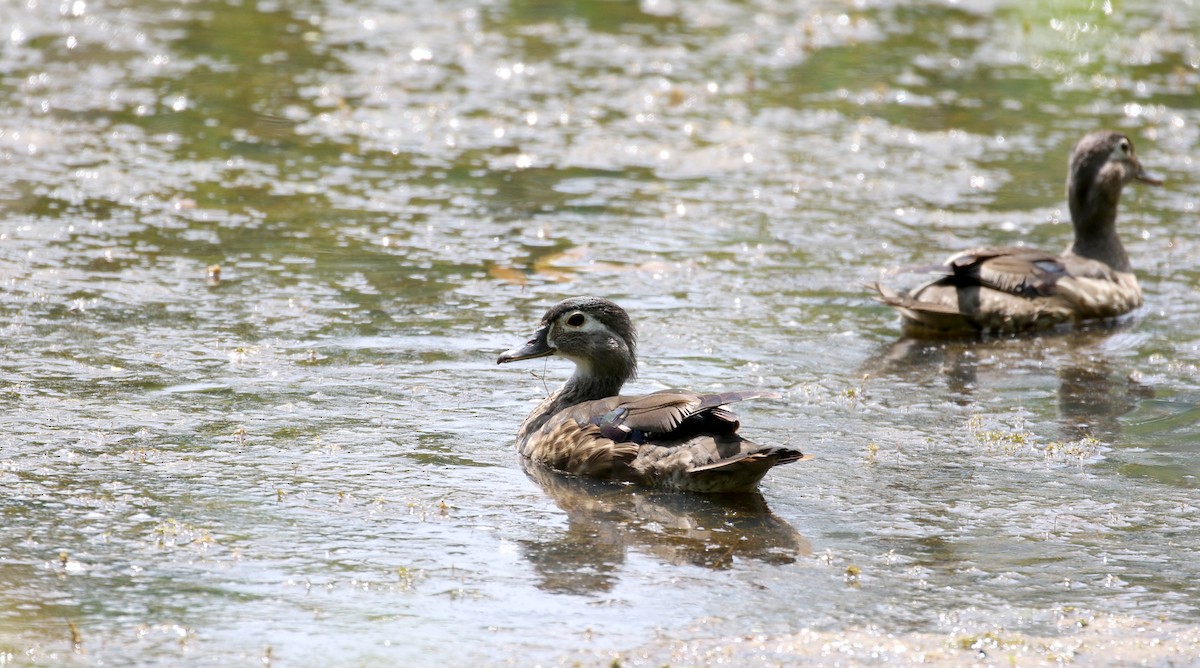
[
  {"x1": 871, "y1": 131, "x2": 1161, "y2": 336},
  {"x1": 498, "y1": 297, "x2": 806, "y2": 493}
]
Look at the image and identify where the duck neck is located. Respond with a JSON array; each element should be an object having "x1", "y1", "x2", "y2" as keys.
[
  {"x1": 1068, "y1": 187, "x2": 1131, "y2": 272},
  {"x1": 561, "y1": 368, "x2": 629, "y2": 404}
]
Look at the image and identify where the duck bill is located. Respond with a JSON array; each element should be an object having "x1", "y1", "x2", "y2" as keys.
[
  {"x1": 1134, "y1": 161, "x2": 1163, "y2": 186},
  {"x1": 497, "y1": 324, "x2": 554, "y2": 364}
]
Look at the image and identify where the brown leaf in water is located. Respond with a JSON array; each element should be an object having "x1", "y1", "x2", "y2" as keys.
[{"x1": 488, "y1": 265, "x2": 529, "y2": 285}]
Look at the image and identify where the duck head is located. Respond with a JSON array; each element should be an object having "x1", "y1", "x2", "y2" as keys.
[
  {"x1": 498, "y1": 296, "x2": 639, "y2": 396},
  {"x1": 1068, "y1": 130, "x2": 1161, "y2": 228}
]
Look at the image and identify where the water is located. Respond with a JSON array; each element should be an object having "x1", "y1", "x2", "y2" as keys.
[{"x1": 1, "y1": 0, "x2": 1198, "y2": 665}]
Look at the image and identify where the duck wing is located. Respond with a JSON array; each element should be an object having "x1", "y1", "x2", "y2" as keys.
[
  {"x1": 945, "y1": 246, "x2": 1069, "y2": 298},
  {"x1": 558, "y1": 389, "x2": 778, "y2": 442}
]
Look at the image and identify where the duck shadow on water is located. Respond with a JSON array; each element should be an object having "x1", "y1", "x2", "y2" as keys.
[
  {"x1": 861, "y1": 321, "x2": 1154, "y2": 440},
  {"x1": 518, "y1": 459, "x2": 810, "y2": 595}
]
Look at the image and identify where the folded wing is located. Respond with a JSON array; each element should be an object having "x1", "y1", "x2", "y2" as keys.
[
  {"x1": 946, "y1": 246, "x2": 1068, "y2": 298},
  {"x1": 555, "y1": 389, "x2": 778, "y2": 441}
]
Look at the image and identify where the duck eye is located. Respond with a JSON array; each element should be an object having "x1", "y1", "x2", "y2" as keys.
[
  {"x1": 566, "y1": 313, "x2": 586, "y2": 327},
  {"x1": 1119, "y1": 139, "x2": 1131, "y2": 155}
]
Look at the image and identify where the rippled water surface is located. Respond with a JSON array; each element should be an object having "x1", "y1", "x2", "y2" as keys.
[{"x1": 2, "y1": 0, "x2": 1198, "y2": 665}]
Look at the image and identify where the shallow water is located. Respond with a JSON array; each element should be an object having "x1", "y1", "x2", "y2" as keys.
[{"x1": 1, "y1": 0, "x2": 1198, "y2": 665}]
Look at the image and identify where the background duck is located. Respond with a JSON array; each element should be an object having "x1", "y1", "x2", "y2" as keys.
[
  {"x1": 871, "y1": 130, "x2": 1162, "y2": 336},
  {"x1": 497, "y1": 296, "x2": 806, "y2": 493}
]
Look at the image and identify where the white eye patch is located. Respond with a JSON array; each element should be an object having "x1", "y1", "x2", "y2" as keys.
[
  {"x1": 546, "y1": 312, "x2": 612, "y2": 347},
  {"x1": 1108, "y1": 141, "x2": 1131, "y2": 161}
]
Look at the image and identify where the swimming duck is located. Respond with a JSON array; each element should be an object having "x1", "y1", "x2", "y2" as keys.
[
  {"x1": 871, "y1": 130, "x2": 1161, "y2": 336},
  {"x1": 497, "y1": 297, "x2": 806, "y2": 493}
]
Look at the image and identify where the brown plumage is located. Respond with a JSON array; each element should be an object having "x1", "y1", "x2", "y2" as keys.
[
  {"x1": 497, "y1": 297, "x2": 806, "y2": 493},
  {"x1": 871, "y1": 131, "x2": 1161, "y2": 336}
]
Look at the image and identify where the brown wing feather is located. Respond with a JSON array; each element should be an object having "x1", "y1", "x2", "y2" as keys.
[
  {"x1": 612, "y1": 390, "x2": 702, "y2": 433},
  {"x1": 948, "y1": 246, "x2": 1067, "y2": 298},
  {"x1": 609, "y1": 389, "x2": 777, "y2": 435}
]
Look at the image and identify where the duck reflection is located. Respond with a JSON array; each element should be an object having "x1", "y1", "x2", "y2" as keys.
[
  {"x1": 1056, "y1": 358, "x2": 1153, "y2": 439},
  {"x1": 862, "y1": 323, "x2": 1152, "y2": 439},
  {"x1": 519, "y1": 459, "x2": 810, "y2": 595}
]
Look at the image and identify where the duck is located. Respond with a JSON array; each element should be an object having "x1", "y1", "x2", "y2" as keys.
[
  {"x1": 871, "y1": 130, "x2": 1162, "y2": 336},
  {"x1": 497, "y1": 296, "x2": 806, "y2": 493}
]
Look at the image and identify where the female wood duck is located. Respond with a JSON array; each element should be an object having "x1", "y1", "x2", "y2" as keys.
[
  {"x1": 497, "y1": 297, "x2": 806, "y2": 493},
  {"x1": 871, "y1": 130, "x2": 1162, "y2": 336}
]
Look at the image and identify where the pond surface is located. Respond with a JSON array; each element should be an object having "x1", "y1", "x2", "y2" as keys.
[{"x1": 2, "y1": 0, "x2": 1198, "y2": 665}]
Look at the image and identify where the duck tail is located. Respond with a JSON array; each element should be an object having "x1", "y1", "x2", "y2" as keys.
[
  {"x1": 868, "y1": 282, "x2": 979, "y2": 335},
  {"x1": 682, "y1": 446, "x2": 808, "y2": 493}
]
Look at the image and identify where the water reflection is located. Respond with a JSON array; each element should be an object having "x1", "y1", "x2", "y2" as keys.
[
  {"x1": 519, "y1": 460, "x2": 809, "y2": 595},
  {"x1": 862, "y1": 324, "x2": 1153, "y2": 439},
  {"x1": 1056, "y1": 360, "x2": 1154, "y2": 439}
]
